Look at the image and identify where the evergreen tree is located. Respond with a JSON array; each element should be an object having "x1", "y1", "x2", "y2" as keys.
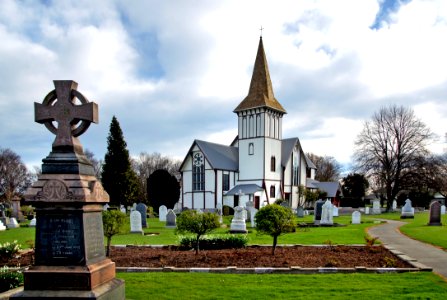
[{"x1": 101, "y1": 116, "x2": 140, "y2": 206}]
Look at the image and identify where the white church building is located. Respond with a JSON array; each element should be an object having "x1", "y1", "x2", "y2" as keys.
[{"x1": 179, "y1": 37, "x2": 317, "y2": 210}]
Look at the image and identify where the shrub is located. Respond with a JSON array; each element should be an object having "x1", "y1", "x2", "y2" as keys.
[
  {"x1": 20, "y1": 205, "x2": 34, "y2": 216},
  {"x1": 0, "y1": 241, "x2": 21, "y2": 261},
  {"x1": 102, "y1": 210, "x2": 127, "y2": 257},
  {"x1": 255, "y1": 204, "x2": 296, "y2": 255},
  {"x1": 176, "y1": 210, "x2": 220, "y2": 254},
  {"x1": 0, "y1": 266, "x2": 23, "y2": 293},
  {"x1": 222, "y1": 205, "x2": 234, "y2": 216},
  {"x1": 178, "y1": 234, "x2": 248, "y2": 250}
]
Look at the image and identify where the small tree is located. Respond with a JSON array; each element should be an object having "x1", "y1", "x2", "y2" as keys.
[
  {"x1": 255, "y1": 204, "x2": 296, "y2": 255},
  {"x1": 102, "y1": 210, "x2": 127, "y2": 257},
  {"x1": 176, "y1": 210, "x2": 220, "y2": 254}
]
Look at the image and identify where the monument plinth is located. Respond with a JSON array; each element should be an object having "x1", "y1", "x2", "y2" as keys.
[{"x1": 12, "y1": 80, "x2": 125, "y2": 299}]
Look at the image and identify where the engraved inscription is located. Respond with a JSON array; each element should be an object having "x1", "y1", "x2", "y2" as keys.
[{"x1": 83, "y1": 212, "x2": 105, "y2": 261}]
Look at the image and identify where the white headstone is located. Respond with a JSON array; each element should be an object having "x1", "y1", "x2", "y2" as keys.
[
  {"x1": 401, "y1": 198, "x2": 414, "y2": 219},
  {"x1": 132, "y1": 203, "x2": 137, "y2": 211},
  {"x1": 7, "y1": 217, "x2": 19, "y2": 229},
  {"x1": 250, "y1": 208, "x2": 258, "y2": 228},
  {"x1": 120, "y1": 205, "x2": 126, "y2": 214},
  {"x1": 165, "y1": 209, "x2": 177, "y2": 228},
  {"x1": 130, "y1": 211, "x2": 143, "y2": 234},
  {"x1": 29, "y1": 217, "x2": 37, "y2": 227},
  {"x1": 392, "y1": 200, "x2": 397, "y2": 211},
  {"x1": 320, "y1": 200, "x2": 334, "y2": 225},
  {"x1": 216, "y1": 203, "x2": 223, "y2": 224},
  {"x1": 103, "y1": 203, "x2": 109, "y2": 211},
  {"x1": 365, "y1": 207, "x2": 370, "y2": 215},
  {"x1": 332, "y1": 205, "x2": 339, "y2": 217},
  {"x1": 441, "y1": 205, "x2": 446, "y2": 215},
  {"x1": 0, "y1": 220, "x2": 6, "y2": 231},
  {"x1": 351, "y1": 211, "x2": 361, "y2": 224},
  {"x1": 372, "y1": 199, "x2": 381, "y2": 214},
  {"x1": 230, "y1": 206, "x2": 247, "y2": 233},
  {"x1": 159, "y1": 205, "x2": 167, "y2": 222}
]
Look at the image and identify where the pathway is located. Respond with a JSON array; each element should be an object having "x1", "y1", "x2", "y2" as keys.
[{"x1": 368, "y1": 220, "x2": 447, "y2": 279}]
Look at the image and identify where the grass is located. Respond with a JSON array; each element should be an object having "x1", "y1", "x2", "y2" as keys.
[{"x1": 117, "y1": 272, "x2": 447, "y2": 299}]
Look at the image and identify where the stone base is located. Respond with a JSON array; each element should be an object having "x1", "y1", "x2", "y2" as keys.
[
  {"x1": 230, "y1": 230, "x2": 248, "y2": 234},
  {"x1": 10, "y1": 278, "x2": 125, "y2": 299},
  {"x1": 400, "y1": 215, "x2": 414, "y2": 219},
  {"x1": 428, "y1": 222, "x2": 442, "y2": 226}
]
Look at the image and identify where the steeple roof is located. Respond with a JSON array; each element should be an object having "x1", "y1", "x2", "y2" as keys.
[{"x1": 234, "y1": 37, "x2": 286, "y2": 113}]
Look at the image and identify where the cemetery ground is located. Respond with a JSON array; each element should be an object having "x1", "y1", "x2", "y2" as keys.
[{"x1": 2, "y1": 212, "x2": 447, "y2": 298}]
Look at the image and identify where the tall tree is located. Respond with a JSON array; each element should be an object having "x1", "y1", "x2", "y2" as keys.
[
  {"x1": 306, "y1": 153, "x2": 342, "y2": 181},
  {"x1": 0, "y1": 148, "x2": 32, "y2": 204},
  {"x1": 341, "y1": 173, "x2": 369, "y2": 207},
  {"x1": 354, "y1": 105, "x2": 433, "y2": 210},
  {"x1": 147, "y1": 169, "x2": 180, "y2": 211},
  {"x1": 101, "y1": 116, "x2": 141, "y2": 206}
]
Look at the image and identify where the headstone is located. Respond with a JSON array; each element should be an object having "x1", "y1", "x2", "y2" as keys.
[
  {"x1": 441, "y1": 205, "x2": 446, "y2": 215},
  {"x1": 400, "y1": 198, "x2": 414, "y2": 219},
  {"x1": 11, "y1": 197, "x2": 22, "y2": 220},
  {"x1": 0, "y1": 220, "x2": 6, "y2": 231},
  {"x1": 132, "y1": 203, "x2": 137, "y2": 211},
  {"x1": 332, "y1": 205, "x2": 339, "y2": 217},
  {"x1": 120, "y1": 205, "x2": 126, "y2": 214},
  {"x1": 372, "y1": 199, "x2": 381, "y2": 214},
  {"x1": 165, "y1": 209, "x2": 177, "y2": 228},
  {"x1": 365, "y1": 207, "x2": 370, "y2": 215},
  {"x1": 392, "y1": 200, "x2": 397, "y2": 211},
  {"x1": 7, "y1": 217, "x2": 20, "y2": 229},
  {"x1": 314, "y1": 199, "x2": 325, "y2": 225},
  {"x1": 246, "y1": 201, "x2": 254, "y2": 221},
  {"x1": 428, "y1": 201, "x2": 442, "y2": 226},
  {"x1": 136, "y1": 202, "x2": 147, "y2": 228},
  {"x1": 216, "y1": 203, "x2": 223, "y2": 224},
  {"x1": 351, "y1": 211, "x2": 361, "y2": 224},
  {"x1": 130, "y1": 210, "x2": 143, "y2": 234},
  {"x1": 11, "y1": 81, "x2": 124, "y2": 299},
  {"x1": 296, "y1": 207, "x2": 304, "y2": 218},
  {"x1": 230, "y1": 206, "x2": 247, "y2": 233},
  {"x1": 320, "y1": 200, "x2": 334, "y2": 225},
  {"x1": 159, "y1": 205, "x2": 168, "y2": 221},
  {"x1": 29, "y1": 217, "x2": 37, "y2": 227},
  {"x1": 250, "y1": 208, "x2": 258, "y2": 228},
  {"x1": 103, "y1": 203, "x2": 109, "y2": 211}
]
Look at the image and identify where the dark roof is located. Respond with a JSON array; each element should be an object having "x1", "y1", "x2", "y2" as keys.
[
  {"x1": 225, "y1": 184, "x2": 264, "y2": 196},
  {"x1": 308, "y1": 181, "x2": 343, "y2": 198},
  {"x1": 234, "y1": 37, "x2": 286, "y2": 114},
  {"x1": 281, "y1": 138, "x2": 298, "y2": 167}
]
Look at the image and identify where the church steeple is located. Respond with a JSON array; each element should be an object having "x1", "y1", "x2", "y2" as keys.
[{"x1": 234, "y1": 37, "x2": 286, "y2": 113}]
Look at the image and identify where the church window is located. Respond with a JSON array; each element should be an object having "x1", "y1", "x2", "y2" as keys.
[
  {"x1": 249, "y1": 143, "x2": 254, "y2": 155},
  {"x1": 293, "y1": 155, "x2": 299, "y2": 186},
  {"x1": 256, "y1": 114, "x2": 261, "y2": 136},
  {"x1": 270, "y1": 156, "x2": 276, "y2": 172},
  {"x1": 222, "y1": 173, "x2": 230, "y2": 191},
  {"x1": 270, "y1": 185, "x2": 276, "y2": 198},
  {"x1": 192, "y1": 152, "x2": 205, "y2": 191},
  {"x1": 242, "y1": 117, "x2": 247, "y2": 139},
  {"x1": 249, "y1": 115, "x2": 254, "y2": 137}
]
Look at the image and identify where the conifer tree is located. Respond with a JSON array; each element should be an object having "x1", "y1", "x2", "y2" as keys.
[{"x1": 101, "y1": 116, "x2": 140, "y2": 206}]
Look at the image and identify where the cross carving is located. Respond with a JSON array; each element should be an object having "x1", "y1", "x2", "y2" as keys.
[{"x1": 35, "y1": 80, "x2": 98, "y2": 152}]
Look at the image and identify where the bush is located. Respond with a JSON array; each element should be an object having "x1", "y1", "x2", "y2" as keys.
[
  {"x1": 0, "y1": 241, "x2": 21, "y2": 261},
  {"x1": 0, "y1": 266, "x2": 23, "y2": 292},
  {"x1": 20, "y1": 205, "x2": 34, "y2": 217},
  {"x1": 222, "y1": 205, "x2": 234, "y2": 216},
  {"x1": 178, "y1": 234, "x2": 248, "y2": 250},
  {"x1": 102, "y1": 210, "x2": 127, "y2": 257}
]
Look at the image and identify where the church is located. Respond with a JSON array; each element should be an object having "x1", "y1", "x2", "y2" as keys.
[{"x1": 179, "y1": 37, "x2": 318, "y2": 210}]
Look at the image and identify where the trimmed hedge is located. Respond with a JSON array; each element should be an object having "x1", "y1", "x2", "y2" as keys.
[{"x1": 179, "y1": 234, "x2": 248, "y2": 250}]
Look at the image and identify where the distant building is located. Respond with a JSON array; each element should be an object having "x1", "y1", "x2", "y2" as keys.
[{"x1": 179, "y1": 37, "x2": 324, "y2": 210}]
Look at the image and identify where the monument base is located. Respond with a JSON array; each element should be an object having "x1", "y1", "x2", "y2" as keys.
[
  {"x1": 428, "y1": 222, "x2": 442, "y2": 226},
  {"x1": 10, "y1": 278, "x2": 125, "y2": 300},
  {"x1": 400, "y1": 215, "x2": 414, "y2": 219}
]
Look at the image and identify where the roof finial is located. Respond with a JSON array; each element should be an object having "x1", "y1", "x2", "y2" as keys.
[{"x1": 259, "y1": 26, "x2": 264, "y2": 38}]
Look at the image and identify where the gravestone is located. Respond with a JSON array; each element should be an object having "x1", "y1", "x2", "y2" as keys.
[
  {"x1": 159, "y1": 205, "x2": 167, "y2": 222},
  {"x1": 103, "y1": 203, "x2": 109, "y2": 211},
  {"x1": 428, "y1": 201, "x2": 442, "y2": 226},
  {"x1": 29, "y1": 217, "x2": 37, "y2": 227},
  {"x1": 332, "y1": 205, "x2": 339, "y2": 217},
  {"x1": 11, "y1": 197, "x2": 22, "y2": 220},
  {"x1": 7, "y1": 217, "x2": 19, "y2": 229},
  {"x1": 320, "y1": 200, "x2": 334, "y2": 225},
  {"x1": 400, "y1": 198, "x2": 415, "y2": 219},
  {"x1": 365, "y1": 207, "x2": 370, "y2": 215},
  {"x1": 392, "y1": 200, "x2": 397, "y2": 211},
  {"x1": 296, "y1": 207, "x2": 304, "y2": 218},
  {"x1": 130, "y1": 210, "x2": 143, "y2": 234},
  {"x1": 441, "y1": 205, "x2": 446, "y2": 215},
  {"x1": 351, "y1": 211, "x2": 361, "y2": 224},
  {"x1": 216, "y1": 203, "x2": 223, "y2": 224},
  {"x1": 371, "y1": 199, "x2": 381, "y2": 214},
  {"x1": 246, "y1": 201, "x2": 254, "y2": 221},
  {"x1": 11, "y1": 81, "x2": 124, "y2": 299},
  {"x1": 0, "y1": 204, "x2": 9, "y2": 226},
  {"x1": 250, "y1": 208, "x2": 258, "y2": 228},
  {"x1": 136, "y1": 202, "x2": 147, "y2": 228},
  {"x1": 230, "y1": 206, "x2": 247, "y2": 233},
  {"x1": 165, "y1": 209, "x2": 176, "y2": 228},
  {"x1": 132, "y1": 203, "x2": 137, "y2": 211},
  {"x1": 120, "y1": 205, "x2": 126, "y2": 214},
  {"x1": 314, "y1": 199, "x2": 325, "y2": 225},
  {"x1": 0, "y1": 220, "x2": 5, "y2": 231}
]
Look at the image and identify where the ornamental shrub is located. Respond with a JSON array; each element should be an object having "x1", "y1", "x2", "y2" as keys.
[
  {"x1": 0, "y1": 241, "x2": 21, "y2": 261},
  {"x1": 178, "y1": 234, "x2": 247, "y2": 250},
  {"x1": 102, "y1": 210, "x2": 127, "y2": 257},
  {"x1": 0, "y1": 266, "x2": 23, "y2": 292}
]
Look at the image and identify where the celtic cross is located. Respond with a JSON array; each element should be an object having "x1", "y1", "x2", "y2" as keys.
[{"x1": 35, "y1": 80, "x2": 98, "y2": 153}]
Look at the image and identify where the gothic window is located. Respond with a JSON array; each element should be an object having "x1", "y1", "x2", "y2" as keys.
[
  {"x1": 270, "y1": 185, "x2": 276, "y2": 198},
  {"x1": 293, "y1": 155, "x2": 299, "y2": 186},
  {"x1": 256, "y1": 114, "x2": 261, "y2": 136},
  {"x1": 222, "y1": 173, "x2": 230, "y2": 191},
  {"x1": 192, "y1": 152, "x2": 205, "y2": 191},
  {"x1": 242, "y1": 117, "x2": 247, "y2": 139},
  {"x1": 249, "y1": 115, "x2": 254, "y2": 137},
  {"x1": 249, "y1": 143, "x2": 254, "y2": 155},
  {"x1": 270, "y1": 156, "x2": 276, "y2": 172}
]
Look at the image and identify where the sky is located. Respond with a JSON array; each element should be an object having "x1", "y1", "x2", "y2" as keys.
[{"x1": 0, "y1": 0, "x2": 446, "y2": 173}]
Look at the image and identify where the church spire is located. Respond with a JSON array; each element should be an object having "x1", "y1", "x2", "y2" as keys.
[{"x1": 234, "y1": 37, "x2": 286, "y2": 113}]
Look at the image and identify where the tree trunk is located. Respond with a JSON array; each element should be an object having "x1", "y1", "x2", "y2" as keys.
[
  {"x1": 195, "y1": 235, "x2": 200, "y2": 255},
  {"x1": 272, "y1": 235, "x2": 278, "y2": 255}
]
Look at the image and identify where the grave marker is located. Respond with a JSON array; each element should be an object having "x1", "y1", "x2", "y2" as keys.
[
  {"x1": 320, "y1": 200, "x2": 334, "y2": 225},
  {"x1": 7, "y1": 217, "x2": 19, "y2": 229},
  {"x1": 230, "y1": 206, "x2": 247, "y2": 233},
  {"x1": 136, "y1": 202, "x2": 147, "y2": 228},
  {"x1": 428, "y1": 201, "x2": 442, "y2": 226},
  {"x1": 314, "y1": 199, "x2": 325, "y2": 225},
  {"x1": 130, "y1": 211, "x2": 143, "y2": 234},
  {"x1": 401, "y1": 198, "x2": 415, "y2": 219},
  {"x1": 159, "y1": 205, "x2": 167, "y2": 222},
  {"x1": 165, "y1": 209, "x2": 177, "y2": 228},
  {"x1": 351, "y1": 211, "x2": 361, "y2": 224}
]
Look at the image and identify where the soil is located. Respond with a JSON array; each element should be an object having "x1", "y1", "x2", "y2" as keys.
[{"x1": 3, "y1": 245, "x2": 412, "y2": 269}]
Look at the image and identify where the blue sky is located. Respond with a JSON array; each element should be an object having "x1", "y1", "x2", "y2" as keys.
[{"x1": 0, "y1": 0, "x2": 446, "y2": 172}]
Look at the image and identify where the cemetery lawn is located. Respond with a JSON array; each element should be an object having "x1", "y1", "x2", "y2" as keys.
[{"x1": 117, "y1": 272, "x2": 447, "y2": 299}]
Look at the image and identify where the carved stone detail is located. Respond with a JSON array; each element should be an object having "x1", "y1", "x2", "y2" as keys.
[{"x1": 36, "y1": 179, "x2": 74, "y2": 201}]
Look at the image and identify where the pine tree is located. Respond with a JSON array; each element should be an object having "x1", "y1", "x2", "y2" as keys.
[{"x1": 101, "y1": 116, "x2": 140, "y2": 206}]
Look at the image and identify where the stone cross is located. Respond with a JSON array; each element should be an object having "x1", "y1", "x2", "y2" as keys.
[{"x1": 35, "y1": 80, "x2": 98, "y2": 152}]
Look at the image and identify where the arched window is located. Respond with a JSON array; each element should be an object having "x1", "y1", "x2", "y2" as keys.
[
  {"x1": 270, "y1": 156, "x2": 276, "y2": 172},
  {"x1": 192, "y1": 152, "x2": 205, "y2": 191},
  {"x1": 249, "y1": 115, "x2": 254, "y2": 137},
  {"x1": 249, "y1": 143, "x2": 254, "y2": 155},
  {"x1": 242, "y1": 117, "x2": 247, "y2": 139},
  {"x1": 270, "y1": 185, "x2": 276, "y2": 198},
  {"x1": 256, "y1": 114, "x2": 261, "y2": 136}
]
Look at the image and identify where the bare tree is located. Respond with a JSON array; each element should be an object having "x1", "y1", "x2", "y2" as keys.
[
  {"x1": 0, "y1": 148, "x2": 32, "y2": 204},
  {"x1": 354, "y1": 105, "x2": 433, "y2": 210},
  {"x1": 84, "y1": 149, "x2": 103, "y2": 179},
  {"x1": 306, "y1": 153, "x2": 342, "y2": 181}
]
